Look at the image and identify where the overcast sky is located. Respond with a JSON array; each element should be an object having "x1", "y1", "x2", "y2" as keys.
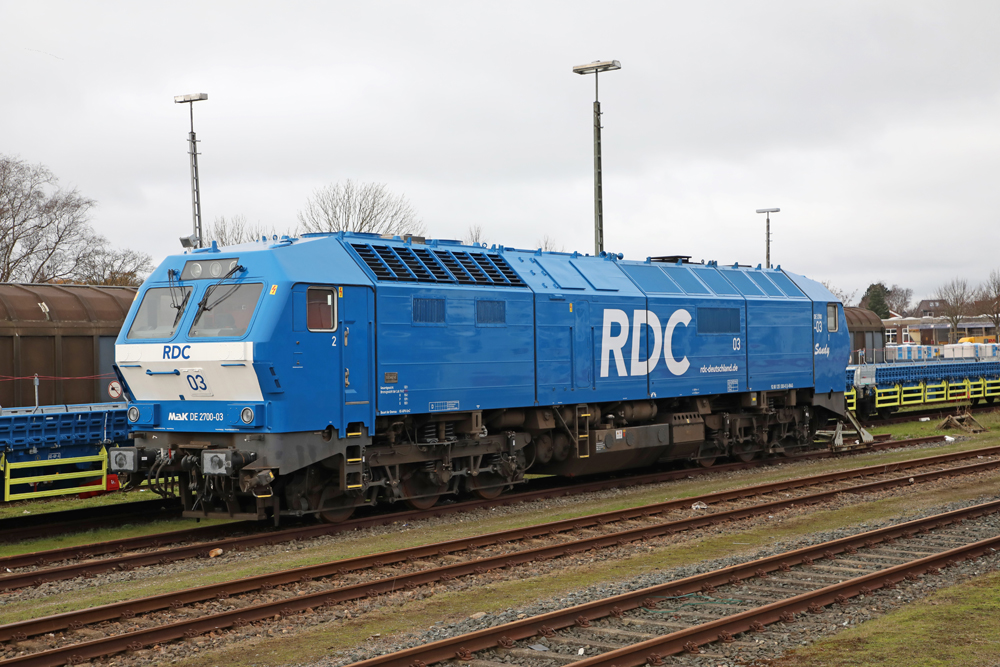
[{"x1": 3, "y1": 1, "x2": 999, "y2": 304}]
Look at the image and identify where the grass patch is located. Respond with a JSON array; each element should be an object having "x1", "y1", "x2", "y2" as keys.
[
  {"x1": 868, "y1": 407, "x2": 1000, "y2": 441},
  {"x1": 0, "y1": 516, "x2": 234, "y2": 560},
  {"x1": 0, "y1": 487, "x2": 163, "y2": 521},
  {"x1": 777, "y1": 569, "x2": 1000, "y2": 667}
]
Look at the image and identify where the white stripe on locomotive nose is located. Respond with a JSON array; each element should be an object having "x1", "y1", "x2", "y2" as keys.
[
  {"x1": 117, "y1": 341, "x2": 254, "y2": 363},
  {"x1": 115, "y1": 342, "x2": 263, "y2": 402}
]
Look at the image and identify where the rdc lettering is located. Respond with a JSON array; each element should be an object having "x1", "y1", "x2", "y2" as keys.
[{"x1": 600, "y1": 308, "x2": 691, "y2": 378}]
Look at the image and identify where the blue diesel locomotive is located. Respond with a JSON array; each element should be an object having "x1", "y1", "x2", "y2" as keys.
[{"x1": 111, "y1": 233, "x2": 859, "y2": 522}]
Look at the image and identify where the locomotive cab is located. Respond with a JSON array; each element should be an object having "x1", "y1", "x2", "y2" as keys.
[{"x1": 113, "y1": 237, "x2": 377, "y2": 521}]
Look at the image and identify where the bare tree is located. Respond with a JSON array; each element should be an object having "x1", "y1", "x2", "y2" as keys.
[
  {"x1": 935, "y1": 278, "x2": 973, "y2": 343},
  {"x1": 821, "y1": 280, "x2": 857, "y2": 306},
  {"x1": 976, "y1": 269, "x2": 1000, "y2": 340},
  {"x1": 885, "y1": 284, "x2": 913, "y2": 316},
  {"x1": 76, "y1": 244, "x2": 153, "y2": 286},
  {"x1": 464, "y1": 224, "x2": 487, "y2": 246},
  {"x1": 207, "y1": 214, "x2": 286, "y2": 247},
  {"x1": 0, "y1": 155, "x2": 98, "y2": 282},
  {"x1": 297, "y1": 180, "x2": 425, "y2": 237},
  {"x1": 536, "y1": 235, "x2": 564, "y2": 252}
]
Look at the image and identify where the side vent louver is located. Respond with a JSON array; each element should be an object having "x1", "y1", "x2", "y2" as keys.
[{"x1": 348, "y1": 242, "x2": 526, "y2": 288}]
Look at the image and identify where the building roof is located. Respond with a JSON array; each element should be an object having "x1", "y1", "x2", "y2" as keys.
[{"x1": 845, "y1": 307, "x2": 884, "y2": 332}]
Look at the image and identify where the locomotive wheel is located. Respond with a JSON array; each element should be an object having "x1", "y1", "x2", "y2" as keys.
[
  {"x1": 694, "y1": 442, "x2": 720, "y2": 468},
  {"x1": 465, "y1": 472, "x2": 506, "y2": 500},
  {"x1": 733, "y1": 442, "x2": 758, "y2": 463},
  {"x1": 317, "y1": 486, "x2": 362, "y2": 523},
  {"x1": 400, "y1": 465, "x2": 448, "y2": 510}
]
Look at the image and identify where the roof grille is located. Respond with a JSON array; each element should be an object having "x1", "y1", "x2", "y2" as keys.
[
  {"x1": 350, "y1": 243, "x2": 398, "y2": 280},
  {"x1": 412, "y1": 248, "x2": 455, "y2": 282},
  {"x1": 488, "y1": 254, "x2": 526, "y2": 286},
  {"x1": 454, "y1": 252, "x2": 492, "y2": 284},
  {"x1": 432, "y1": 251, "x2": 477, "y2": 285},
  {"x1": 348, "y1": 243, "x2": 526, "y2": 287},
  {"x1": 374, "y1": 246, "x2": 415, "y2": 280}
]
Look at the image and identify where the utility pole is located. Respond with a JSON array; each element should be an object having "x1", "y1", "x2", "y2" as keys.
[
  {"x1": 573, "y1": 60, "x2": 621, "y2": 255},
  {"x1": 755, "y1": 208, "x2": 780, "y2": 268},
  {"x1": 174, "y1": 93, "x2": 208, "y2": 248}
]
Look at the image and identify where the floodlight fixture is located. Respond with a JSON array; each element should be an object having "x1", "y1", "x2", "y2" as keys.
[
  {"x1": 174, "y1": 93, "x2": 208, "y2": 103},
  {"x1": 756, "y1": 208, "x2": 781, "y2": 268},
  {"x1": 179, "y1": 233, "x2": 199, "y2": 249},
  {"x1": 573, "y1": 60, "x2": 621, "y2": 256},
  {"x1": 572, "y1": 60, "x2": 621, "y2": 75}
]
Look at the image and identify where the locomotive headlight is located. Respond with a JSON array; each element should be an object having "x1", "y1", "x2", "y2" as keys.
[
  {"x1": 240, "y1": 407, "x2": 255, "y2": 424},
  {"x1": 210, "y1": 261, "x2": 223, "y2": 277},
  {"x1": 189, "y1": 262, "x2": 203, "y2": 278},
  {"x1": 127, "y1": 406, "x2": 140, "y2": 423}
]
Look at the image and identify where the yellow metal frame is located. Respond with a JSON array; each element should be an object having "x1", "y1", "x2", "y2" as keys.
[
  {"x1": 900, "y1": 383, "x2": 925, "y2": 405},
  {"x1": 845, "y1": 388, "x2": 856, "y2": 412},
  {"x1": 925, "y1": 381, "x2": 947, "y2": 402},
  {"x1": 986, "y1": 379, "x2": 1000, "y2": 397},
  {"x1": 1, "y1": 447, "x2": 107, "y2": 502},
  {"x1": 875, "y1": 385, "x2": 901, "y2": 408},
  {"x1": 947, "y1": 380, "x2": 969, "y2": 401},
  {"x1": 969, "y1": 379, "x2": 985, "y2": 400}
]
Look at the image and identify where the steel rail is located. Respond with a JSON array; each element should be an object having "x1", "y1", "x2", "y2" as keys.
[
  {"x1": 569, "y1": 535, "x2": 1000, "y2": 667},
  {"x1": 2, "y1": 448, "x2": 998, "y2": 656},
  {"x1": 336, "y1": 500, "x2": 1000, "y2": 667},
  {"x1": 0, "y1": 436, "x2": 973, "y2": 591},
  {"x1": 0, "y1": 434, "x2": 939, "y2": 573}
]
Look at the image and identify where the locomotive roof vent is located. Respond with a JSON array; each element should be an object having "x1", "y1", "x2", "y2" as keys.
[{"x1": 648, "y1": 255, "x2": 692, "y2": 264}]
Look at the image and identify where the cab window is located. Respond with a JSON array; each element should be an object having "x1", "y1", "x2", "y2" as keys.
[
  {"x1": 307, "y1": 288, "x2": 337, "y2": 331},
  {"x1": 827, "y1": 303, "x2": 839, "y2": 332},
  {"x1": 189, "y1": 283, "x2": 263, "y2": 338},
  {"x1": 127, "y1": 287, "x2": 192, "y2": 339}
]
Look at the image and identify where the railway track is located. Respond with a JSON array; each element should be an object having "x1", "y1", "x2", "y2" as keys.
[
  {"x1": 340, "y1": 501, "x2": 1000, "y2": 667},
  {"x1": 1, "y1": 441, "x2": 998, "y2": 665},
  {"x1": 0, "y1": 435, "x2": 945, "y2": 588}
]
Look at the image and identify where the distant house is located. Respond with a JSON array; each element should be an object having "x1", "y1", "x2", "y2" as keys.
[{"x1": 914, "y1": 299, "x2": 946, "y2": 317}]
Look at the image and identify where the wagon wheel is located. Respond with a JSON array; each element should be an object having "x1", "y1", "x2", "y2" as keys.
[
  {"x1": 316, "y1": 485, "x2": 362, "y2": 524},
  {"x1": 400, "y1": 464, "x2": 448, "y2": 510},
  {"x1": 465, "y1": 471, "x2": 507, "y2": 500}
]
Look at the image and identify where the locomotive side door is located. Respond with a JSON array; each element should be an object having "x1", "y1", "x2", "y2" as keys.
[
  {"x1": 572, "y1": 300, "x2": 592, "y2": 390},
  {"x1": 812, "y1": 301, "x2": 848, "y2": 395},
  {"x1": 339, "y1": 285, "x2": 374, "y2": 434}
]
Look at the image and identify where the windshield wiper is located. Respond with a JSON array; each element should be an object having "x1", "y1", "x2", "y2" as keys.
[
  {"x1": 192, "y1": 264, "x2": 246, "y2": 320},
  {"x1": 167, "y1": 269, "x2": 185, "y2": 310},
  {"x1": 171, "y1": 290, "x2": 191, "y2": 327}
]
